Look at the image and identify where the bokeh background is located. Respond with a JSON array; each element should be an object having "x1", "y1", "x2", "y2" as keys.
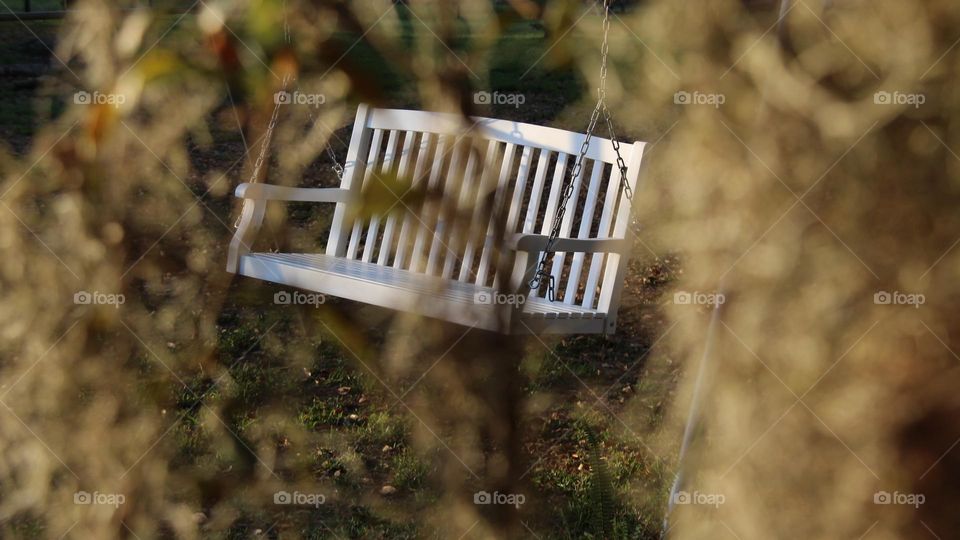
[{"x1": 1, "y1": 0, "x2": 958, "y2": 538}]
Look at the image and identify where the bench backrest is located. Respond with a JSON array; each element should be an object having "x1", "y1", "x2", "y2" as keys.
[{"x1": 326, "y1": 105, "x2": 646, "y2": 316}]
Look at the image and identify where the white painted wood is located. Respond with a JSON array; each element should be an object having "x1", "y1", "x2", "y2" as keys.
[
  {"x1": 475, "y1": 143, "x2": 519, "y2": 287},
  {"x1": 367, "y1": 107, "x2": 623, "y2": 164},
  {"x1": 504, "y1": 146, "x2": 533, "y2": 237},
  {"x1": 489, "y1": 145, "x2": 532, "y2": 291},
  {"x1": 548, "y1": 156, "x2": 587, "y2": 296},
  {"x1": 328, "y1": 104, "x2": 373, "y2": 257},
  {"x1": 442, "y1": 141, "x2": 486, "y2": 280},
  {"x1": 239, "y1": 252, "x2": 606, "y2": 334},
  {"x1": 529, "y1": 152, "x2": 569, "y2": 298},
  {"x1": 507, "y1": 234, "x2": 629, "y2": 253},
  {"x1": 347, "y1": 128, "x2": 385, "y2": 260},
  {"x1": 393, "y1": 133, "x2": 433, "y2": 269},
  {"x1": 457, "y1": 139, "x2": 498, "y2": 282},
  {"x1": 425, "y1": 139, "x2": 467, "y2": 276},
  {"x1": 378, "y1": 130, "x2": 417, "y2": 266},
  {"x1": 583, "y1": 164, "x2": 622, "y2": 309},
  {"x1": 234, "y1": 183, "x2": 352, "y2": 202},
  {"x1": 410, "y1": 135, "x2": 450, "y2": 274},
  {"x1": 522, "y1": 150, "x2": 551, "y2": 234},
  {"x1": 597, "y1": 141, "x2": 646, "y2": 333},
  {"x1": 563, "y1": 159, "x2": 605, "y2": 305},
  {"x1": 229, "y1": 104, "x2": 647, "y2": 335},
  {"x1": 361, "y1": 129, "x2": 400, "y2": 263},
  {"x1": 226, "y1": 198, "x2": 265, "y2": 273}
]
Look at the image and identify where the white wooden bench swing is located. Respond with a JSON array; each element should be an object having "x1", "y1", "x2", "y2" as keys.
[{"x1": 226, "y1": 1, "x2": 646, "y2": 335}]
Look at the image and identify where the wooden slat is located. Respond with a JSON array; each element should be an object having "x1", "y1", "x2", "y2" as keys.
[
  {"x1": 458, "y1": 140, "x2": 504, "y2": 282},
  {"x1": 441, "y1": 142, "x2": 485, "y2": 279},
  {"x1": 476, "y1": 143, "x2": 517, "y2": 285},
  {"x1": 563, "y1": 160, "x2": 605, "y2": 305},
  {"x1": 243, "y1": 252, "x2": 603, "y2": 317},
  {"x1": 521, "y1": 149, "x2": 551, "y2": 234},
  {"x1": 409, "y1": 135, "x2": 450, "y2": 273},
  {"x1": 347, "y1": 128, "x2": 385, "y2": 259},
  {"x1": 498, "y1": 146, "x2": 533, "y2": 278},
  {"x1": 493, "y1": 146, "x2": 533, "y2": 288},
  {"x1": 583, "y1": 163, "x2": 621, "y2": 309},
  {"x1": 328, "y1": 104, "x2": 373, "y2": 257},
  {"x1": 425, "y1": 139, "x2": 467, "y2": 275},
  {"x1": 235, "y1": 183, "x2": 350, "y2": 202},
  {"x1": 548, "y1": 156, "x2": 587, "y2": 295},
  {"x1": 376, "y1": 130, "x2": 415, "y2": 265},
  {"x1": 393, "y1": 133, "x2": 434, "y2": 269},
  {"x1": 361, "y1": 129, "x2": 400, "y2": 262},
  {"x1": 528, "y1": 152, "x2": 569, "y2": 298},
  {"x1": 597, "y1": 141, "x2": 646, "y2": 331},
  {"x1": 366, "y1": 107, "x2": 623, "y2": 164}
]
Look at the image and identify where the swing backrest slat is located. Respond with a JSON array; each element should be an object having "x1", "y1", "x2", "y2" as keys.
[
  {"x1": 460, "y1": 140, "x2": 508, "y2": 283},
  {"x1": 391, "y1": 132, "x2": 434, "y2": 270},
  {"x1": 377, "y1": 130, "x2": 417, "y2": 266}
]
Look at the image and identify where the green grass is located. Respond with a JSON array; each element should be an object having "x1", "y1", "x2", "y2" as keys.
[{"x1": 389, "y1": 449, "x2": 430, "y2": 491}]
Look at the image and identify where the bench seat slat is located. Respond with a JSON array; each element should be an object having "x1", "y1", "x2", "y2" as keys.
[{"x1": 241, "y1": 252, "x2": 604, "y2": 319}]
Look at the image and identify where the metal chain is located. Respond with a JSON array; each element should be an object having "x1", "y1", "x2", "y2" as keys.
[
  {"x1": 325, "y1": 141, "x2": 345, "y2": 179},
  {"x1": 603, "y1": 103, "x2": 632, "y2": 201},
  {"x1": 596, "y1": 0, "x2": 632, "y2": 201},
  {"x1": 528, "y1": 0, "x2": 632, "y2": 296},
  {"x1": 237, "y1": 0, "x2": 343, "y2": 227},
  {"x1": 528, "y1": 101, "x2": 603, "y2": 297},
  {"x1": 250, "y1": 74, "x2": 290, "y2": 184},
  {"x1": 289, "y1": 0, "x2": 343, "y2": 180},
  {"x1": 235, "y1": 1, "x2": 293, "y2": 229},
  {"x1": 307, "y1": 108, "x2": 345, "y2": 180},
  {"x1": 235, "y1": 71, "x2": 290, "y2": 228}
]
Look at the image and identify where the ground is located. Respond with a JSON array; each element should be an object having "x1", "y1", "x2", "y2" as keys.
[{"x1": 0, "y1": 5, "x2": 682, "y2": 538}]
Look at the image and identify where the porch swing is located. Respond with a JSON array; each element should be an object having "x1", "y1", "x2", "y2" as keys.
[{"x1": 226, "y1": 0, "x2": 647, "y2": 335}]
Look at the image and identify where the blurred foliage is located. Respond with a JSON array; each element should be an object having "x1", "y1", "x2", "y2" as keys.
[{"x1": 0, "y1": 0, "x2": 958, "y2": 538}]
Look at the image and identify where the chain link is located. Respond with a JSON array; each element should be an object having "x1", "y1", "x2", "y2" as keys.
[
  {"x1": 290, "y1": 0, "x2": 343, "y2": 181},
  {"x1": 249, "y1": 73, "x2": 291, "y2": 186},
  {"x1": 309, "y1": 108, "x2": 345, "y2": 180},
  {"x1": 236, "y1": 0, "x2": 344, "y2": 228},
  {"x1": 603, "y1": 103, "x2": 632, "y2": 201},
  {"x1": 528, "y1": 0, "x2": 633, "y2": 295}
]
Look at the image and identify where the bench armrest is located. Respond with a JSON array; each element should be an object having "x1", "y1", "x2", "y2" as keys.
[
  {"x1": 227, "y1": 183, "x2": 352, "y2": 273},
  {"x1": 507, "y1": 233, "x2": 629, "y2": 254},
  {"x1": 235, "y1": 182, "x2": 352, "y2": 203}
]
